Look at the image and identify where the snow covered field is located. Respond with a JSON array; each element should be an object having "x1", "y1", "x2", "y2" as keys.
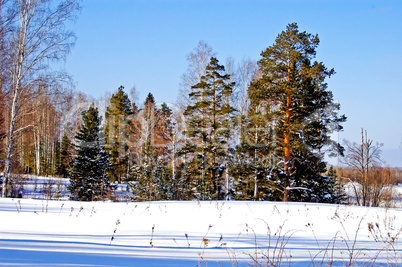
[{"x1": 1, "y1": 198, "x2": 401, "y2": 266}]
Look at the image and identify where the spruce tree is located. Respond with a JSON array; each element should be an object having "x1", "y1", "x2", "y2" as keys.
[
  {"x1": 68, "y1": 105, "x2": 111, "y2": 201},
  {"x1": 183, "y1": 57, "x2": 235, "y2": 200},
  {"x1": 105, "y1": 86, "x2": 134, "y2": 183},
  {"x1": 248, "y1": 23, "x2": 346, "y2": 202}
]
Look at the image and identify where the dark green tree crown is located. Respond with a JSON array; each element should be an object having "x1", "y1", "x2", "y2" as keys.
[
  {"x1": 106, "y1": 86, "x2": 133, "y2": 118},
  {"x1": 76, "y1": 104, "x2": 101, "y2": 144}
]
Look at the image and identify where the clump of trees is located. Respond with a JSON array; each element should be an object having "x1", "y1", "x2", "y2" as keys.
[
  {"x1": 1, "y1": 0, "x2": 80, "y2": 197},
  {"x1": 3, "y1": 18, "x2": 397, "y2": 205},
  {"x1": 126, "y1": 23, "x2": 347, "y2": 203}
]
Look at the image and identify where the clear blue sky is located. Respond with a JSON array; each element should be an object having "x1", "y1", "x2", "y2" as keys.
[{"x1": 64, "y1": 0, "x2": 402, "y2": 167}]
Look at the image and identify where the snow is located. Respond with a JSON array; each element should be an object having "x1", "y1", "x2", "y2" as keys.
[{"x1": 1, "y1": 198, "x2": 401, "y2": 266}]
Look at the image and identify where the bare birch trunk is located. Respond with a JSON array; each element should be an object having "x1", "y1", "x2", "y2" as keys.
[{"x1": 1, "y1": 0, "x2": 79, "y2": 197}]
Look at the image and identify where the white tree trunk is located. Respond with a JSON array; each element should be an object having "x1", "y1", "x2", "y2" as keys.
[{"x1": 1, "y1": 0, "x2": 79, "y2": 197}]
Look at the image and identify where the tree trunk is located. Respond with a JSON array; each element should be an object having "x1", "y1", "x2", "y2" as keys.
[
  {"x1": 283, "y1": 91, "x2": 291, "y2": 202},
  {"x1": 172, "y1": 134, "x2": 176, "y2": 180},
  {"x1": 35, "y1": 128, "x2": 41, "y2": 176},
  {"x1": 283, "y1": 59, "x2": 292, "y2": 202},
  {"x1": 2, "y1": 89, "x2": 19, "y2": 197},
  {"x1": 253, "y1": 127, "x2": 258, "y2": 199}
]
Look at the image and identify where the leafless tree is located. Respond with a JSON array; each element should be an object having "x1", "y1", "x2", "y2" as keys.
[
  {"x1": 129, "y1": 85, "x2": 139, "y2": 109},
  {"x1": 0, "y1": 0, "x2": 14, "y2": 159},
  {"x1": 1, "y1": 0, "x2": 80, "y2": 197},
  {"x1": 233, "y1": 58, "x2": 258, "y2": 117},
  {"x1": 343, "y1": 129, "x2": 392, "y2": 206},
  {"x1": 177, "y1": 41, "x2": 215, "y2": 109},
  {"x1": 158, "y1": 105, "x2": 185, "y2": 180},
  {"x1": 229, "y1": 58, "x2": 258, "y2": 148}
]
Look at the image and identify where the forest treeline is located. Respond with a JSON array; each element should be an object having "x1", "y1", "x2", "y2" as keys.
[{"x1": 0, "y1": 1, "x2": 398, "y2": 205}]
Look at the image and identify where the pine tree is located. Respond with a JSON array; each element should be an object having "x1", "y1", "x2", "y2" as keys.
[
  {"x1": 105, "y1": 86, "x2": 133, "y2": 183},
  {"x1": 182, "y1": 57, "x2": 235, "y2": 200},
  {"x1": 142, "y1": 93, "x2": 158, "y2": 146},
  {"x1": 248, "y1": 23, "x2": 346, "y2": 202},
  {"x1": 127, "y1": 101, "x2": 141, "y2": 169},
  {"x1": 68, "y1": 105, "x2": 111, "y2": 201},
  {"x1": 156, "y1": 103, "x2": 173, "y2": 151},
  {"x1": 154, "y1": 103, "x2": 177, "y2": 167}
]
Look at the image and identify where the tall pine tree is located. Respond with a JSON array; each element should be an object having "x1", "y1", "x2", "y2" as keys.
[
  {"x1": 68, "y1": 105, "x2": 111, "y2": 201},
  {"x1": 142, "y1": 93, "x2": 158, "y2": 148},
  {"x1": 105, "y1": 86, "x2": 133, "y2": 183},
  {"x1": 248, "y1": 23, "x2": 346, "y2": 202},
  {"x1": 183, "y1": 57, "x2": 235, "y2": 200}
]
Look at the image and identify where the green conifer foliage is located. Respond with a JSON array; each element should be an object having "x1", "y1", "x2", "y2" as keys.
[
  {"x1": 105, "y1": 86, "x2": 133, "y2": 182},
  {"x1": 248, "y1": 23, "x2": 346, "y2": 202},
  {"x1": 183, "y1": 57, "x2": 235, "y2": 200},
  {"x1": 127, "y1": 141, "x2": 174, "y2": 201},
  {"x1": 231, "y1": 93, "x2": 277, "y2": 200},
  {"x1": 68, "y1": 105, "x2": 111, "y2": 201},
  {"x1": 142, "y1": 93, "x2": 157, "y2": 146},
  {"x1": 56, "y1": 132, "x2": 72, "y2": 177}
]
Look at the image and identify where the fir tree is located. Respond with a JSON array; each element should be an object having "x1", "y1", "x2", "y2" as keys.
[
  {"x1": 105, "y1": 86, "x2": 134, "y2": 183},
  {"x1": 68, "y1": 105, "x2": 111, "y2": 201},
  {"x1": 322, "y1": 166, "x2": 346, "y2": 204},
  {"x1": 248, "y1": 23, "x2": 346, "y2": 202},
  {"x1": 182, "y1": 57, "x2": 235, "y2": 200}
]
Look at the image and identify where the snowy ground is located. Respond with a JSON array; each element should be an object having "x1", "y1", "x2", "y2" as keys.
[{"x1": 1, "y1": 198, "x2": 401, "y2": 266}]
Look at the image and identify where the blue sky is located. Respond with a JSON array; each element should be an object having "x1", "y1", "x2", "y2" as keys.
[{"x1": 64, "y1": 0, "x2": 402, "y2": 167}]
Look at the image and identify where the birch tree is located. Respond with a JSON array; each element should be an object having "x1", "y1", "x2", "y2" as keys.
[
  {"x1": 1, "y1": 0, "x2": 79, "y2": 197},
  {"x1": 232, "y1": 58, "x2": 258, "y2": 118},
  {"x1": 177, "y1": 41, "x2": 215, "y2": 109}
]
